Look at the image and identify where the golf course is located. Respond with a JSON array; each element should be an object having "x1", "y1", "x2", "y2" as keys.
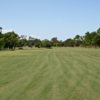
[{"x1": 0, "y1": 47, "x2": 100, "y2": 100}]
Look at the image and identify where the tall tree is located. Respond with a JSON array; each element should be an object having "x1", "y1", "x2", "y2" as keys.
[
  {"x1": 51, "y1": 37, "x2": 59, "y2": 47},
  {"x1": 64, "y1": 39, "x2": 74, "y2": 47},
  {"x1": 27, "y1": 36, "x2": 35, "y2": 48},
  {"x1": 74, "y1": 35, "x2": 82, "y2": 46},
  {"x1": 0, "y1": 27, "x2": 4, "y2": 49},
  {"x1": 4, "y1": 31, "x2": 19, "y2": 49},
  {"x1": 97, "y1": 28, "x2": 100, "y2": 34},
  {"x1": 42, "y1": 39, "x2": 52, "y2": 48}
]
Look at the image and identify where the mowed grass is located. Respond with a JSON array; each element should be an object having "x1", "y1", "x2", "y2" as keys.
[{"x1": 0, "y1": 48, "x2": 100, "y2": 100}]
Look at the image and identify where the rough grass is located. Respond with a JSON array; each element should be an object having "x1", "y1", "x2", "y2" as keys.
[{"x1": 0, "y1": 47, "x2": 100, "y2": 100}]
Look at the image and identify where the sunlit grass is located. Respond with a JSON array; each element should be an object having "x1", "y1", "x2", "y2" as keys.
[{"x1": 0, "y1": 47, "x2": 100, "y2": 100}]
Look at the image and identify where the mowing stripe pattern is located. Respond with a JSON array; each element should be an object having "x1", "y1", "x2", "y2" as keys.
[{"x1": 0, "y1": 48, "x2": 100, "y2": 100}]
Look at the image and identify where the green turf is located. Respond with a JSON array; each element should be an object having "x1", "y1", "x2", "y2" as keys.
[{"x1": 0, "y1": 47, "x2": 100, "y2": 100}]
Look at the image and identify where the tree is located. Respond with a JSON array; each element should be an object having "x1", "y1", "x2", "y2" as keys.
[
  {"x1": 27, "y1": 36, "x2": 35, "y2": 48},
  {"x1": 51, "y1": 37, "x2": 59, "y2": 47},
  {"x1": 0, "y1": 27, "x2": 2, "y2": 35},
  {"x1": 42, "y1": 39, "x2": 52, "y2": 48},
  {"x1": 74, "y1": 35, "x2": 82, "y2": 46},
  {"x1": 18, "y1": 35, "x2": 27, "y2": 47},
  {"x1": 34, "y1": 39, "x2": 41, "y2": 48},
  {"x1": 4, "y1": 31, "x2": 19, "y2": 50},
  {"x1": 97, "y1": 28, "x2": 100, "y2": 34},
  {"x1": 85, "y1": 32, "x2": 97, "y2": 46},
  {"x1": 64, "y1": 39, "x2": 74, "y2": 47},
  {"x1": 0, "y1": 37, "x2": 5, "y2": 50},
  {"x1": 93, "y1": 34, "x2": 100, "y2": 47},
  {"x1": 0, "y1": 27, "x2": 4, "y2": 50},
  {"x1": 58, "y1": 40, "x2": 64, "y2": 47}
]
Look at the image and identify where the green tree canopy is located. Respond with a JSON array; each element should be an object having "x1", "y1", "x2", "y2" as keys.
[{"x1": 4, "y1": 31, "x2": 19, "y2": 49}]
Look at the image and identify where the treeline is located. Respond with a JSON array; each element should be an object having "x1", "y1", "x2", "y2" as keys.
[{"x1": 0, "y1": 28, "x2": 100, "y2": 50}]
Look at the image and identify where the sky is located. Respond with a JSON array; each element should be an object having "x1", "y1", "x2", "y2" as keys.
[{"x1": 0, "y1": 0, "x2": 100, "y2": 40}]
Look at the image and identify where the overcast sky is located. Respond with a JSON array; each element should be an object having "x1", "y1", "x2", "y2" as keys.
[{"x1": 0, "y1": 0, "x2": 100, "y2": 40}]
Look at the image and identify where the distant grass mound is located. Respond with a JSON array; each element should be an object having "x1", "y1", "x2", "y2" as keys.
[{"x1": 0, "y1": 48, "x2": 100, "y2": 100}]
